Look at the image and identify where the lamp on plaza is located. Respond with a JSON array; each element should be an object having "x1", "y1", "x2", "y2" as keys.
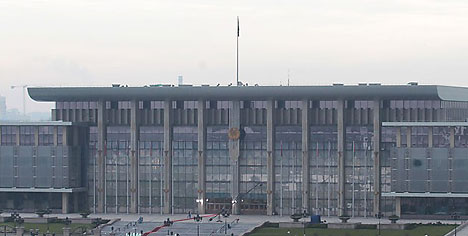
[
  {"x1": 302, "y1": 210, "x2": 309, "y2": 236},
  {"x1": 375, "y1": 212, "x2": 384, "y2": 236},
  {"x1": 221, "y1": 209, "x2": 231, "y2": 235},
  {"x1": 194, "y1": 213, "x2": 203, "y2": 236},
  {"x1": 451, "y1": 212, "x2": 460, "y2": 236}
]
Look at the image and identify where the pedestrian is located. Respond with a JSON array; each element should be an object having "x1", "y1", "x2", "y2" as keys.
[{"x1": 188, "y1": 211, "x2": 192, "y2": 218}]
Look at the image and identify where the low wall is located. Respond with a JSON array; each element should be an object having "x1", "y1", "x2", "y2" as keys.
[
  {"x1": 377, "y1": 224, "x2": 411, "y2": 230},
  {"x1": 23, "y1": 217, "x2": 57, "y2": 223},
  {"x1": 328, "y1": 223, "x2": 361, "y2": 229},
  {"x1": 279, "y1": 222, "x2": 305, "y2": 228}
]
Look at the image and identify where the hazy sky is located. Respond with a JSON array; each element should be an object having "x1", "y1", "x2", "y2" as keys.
[{"x1": 1, "y1": 0, "x2": 468, "y2": 112}]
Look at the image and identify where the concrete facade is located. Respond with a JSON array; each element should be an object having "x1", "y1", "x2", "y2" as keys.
[{"x1": 7, "y1": 84, "x2": 468, "y2": 216}]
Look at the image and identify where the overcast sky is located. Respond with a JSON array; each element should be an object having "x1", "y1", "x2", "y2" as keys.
[{"x1": 1, "y1": 0, "x2": 468, "y2": 112}]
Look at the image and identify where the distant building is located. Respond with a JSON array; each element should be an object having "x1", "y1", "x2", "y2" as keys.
[
  {"x1": 0, "y1": 96, "x2": 50, "y2": 121},
  {"x1": 0, "y1": 96, "x2": 6, "y2": 120},
  {"x1": 2, "y1": 83, "x2": 468, "y2": 217}
]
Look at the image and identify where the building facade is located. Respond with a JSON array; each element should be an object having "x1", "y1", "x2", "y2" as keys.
[
  {"x1": 11, "y1": 84, "x2": 468, "y2": 217},
  {"x1": 0, "y1": 121, "x2": 87, "y2": 213}
]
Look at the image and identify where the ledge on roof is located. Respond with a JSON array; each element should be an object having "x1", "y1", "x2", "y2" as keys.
[{"x1": 27, "y1": 85, "x2": 468, "y2": 102}]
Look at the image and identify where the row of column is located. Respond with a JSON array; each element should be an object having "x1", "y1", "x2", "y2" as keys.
[{"x1": 95, "y1": 99, "x2": 382, "y2": 216}]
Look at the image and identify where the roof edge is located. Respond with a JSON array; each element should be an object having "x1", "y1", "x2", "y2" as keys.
[{"x1": 437, "y1": 86, "x2": 468, "y2": 102}]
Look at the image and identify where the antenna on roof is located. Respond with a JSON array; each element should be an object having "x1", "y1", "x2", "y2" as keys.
[
  {"x1": 287, "y1": 69, "x2": 290, "y2": 86},
  {"x1": 236, "y1": 16, "x2": 240, "y2": 87}
]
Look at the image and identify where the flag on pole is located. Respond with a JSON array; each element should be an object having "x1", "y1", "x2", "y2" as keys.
[{"x1": 237, "y1": 16, "x2": 240, "y2": 37}]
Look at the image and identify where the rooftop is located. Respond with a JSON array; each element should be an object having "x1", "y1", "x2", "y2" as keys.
[{"x1": 28, "y1": 84, "x2": 468, "y2": 102}]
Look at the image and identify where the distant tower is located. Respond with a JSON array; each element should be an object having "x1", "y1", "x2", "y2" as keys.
[
  {"x1": 178, "y1": 76, "x2": 184, "y2": 86},
  {"x1": 0, "y1": 96, "x2": 6, "y2": 120}
]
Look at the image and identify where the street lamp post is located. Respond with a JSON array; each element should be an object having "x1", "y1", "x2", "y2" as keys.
[
  {"x1": 194, "y1": 213, "x2": 202, "y2": 236},
  {"x1": 375, "y1": 212, "x2": 383, "y2": 236},
  {"x1": 222, "y1": 209, "x2": 230, "y2": 235},
  {"x1": 451, "y1": 213, "x2": 460, "y2": 236},
  {"x1": 302, "y1": 210, "x2": 309, "y2": 236}
]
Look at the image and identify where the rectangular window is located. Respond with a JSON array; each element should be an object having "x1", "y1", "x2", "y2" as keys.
[
  {"x1": 183, "y1": 101, "x2": 197, "y2": 109},
  {"x1": 319, "y1": 101, "x2": 337, "y2": 109},
  {"x1": 118, "y1": 101, "x2": 130, "y2": 109},
  {"x1": 433, "y1": 127, "x2": 450, "y2": 148},
  {"x1": 411, "y1": 127, "x2": 428, "y2": 147},
  {"x1": 89, "y1": 102, "x2": 97, "y2": 109},
  {"x1": 150, "y1": 101, "x2": 163, "y2": 109},
  {"x1": 216, "y1": 101, "x2": 232, "y2": 109},
  {"x1": 285, "y1": 101, "x2": 301, "y2": 109},
  {"x1": 20, "y1": 126, "x2": 34, "y2": 146},
  {"x1": 1, "y1": 126, "x2": 17, "y2": 145},
  {"x1": 38, "y1": 126, "x2": 54, "y2": 146}
]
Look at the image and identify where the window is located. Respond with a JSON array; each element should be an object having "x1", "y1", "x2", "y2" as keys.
[
  {"x1": 433, "y1": 127, "x2": 449, "y2": 148},
  {"x1": 216, "y1": 101, "x2": 231, "y2": 109},
  {"x1": 285, "y1": 101, "x2": 301, "y2": 109},
  {"x1": 411, "y1": 127, "x2": 428, "y2": 147},
  {"x1": 20, "y1": 126, "x2": 34, "y2": 146},
  {"x1": 183, "y1": 101, "x2": 197, "y2": 109},
  {"x1": 39, "y1": 126, "x2": 54, "y2": 146},
  {"x1": 319, "y1": 101, "x2": 337, "y2": 109},
  {"x1": 150, "y1": 101, "x2": 164, "y2": 109},
  {"x1": 354, "y1": 101, "x2": 372, "y2": 109},
  {"x1": 118, "y1": 101, "x2": 130, "y2": 109},
  {"x1": 1, "y1": 126, "x2": 17, "y2": 145}
]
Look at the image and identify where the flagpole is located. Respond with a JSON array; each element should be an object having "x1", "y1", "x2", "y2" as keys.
[{"x1": 236, "y1": 16, "x2": 239, "y2": 86}]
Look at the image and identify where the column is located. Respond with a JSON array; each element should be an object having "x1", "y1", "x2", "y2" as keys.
[
  {"x1": 450, "y1": 127, "x2": 455, "y2": 148},
  {"x1": 373, "y1": 99, "x2": 381, "y2": 216},
  {"x1": 34, "y1": 127, "x2": 39, "y2": 146},
  {"x1": 63, "y1": 126, "x2": 69, "y2": 146},
  {"x1": 301, "y1": 99, "x2": 310, "y2": 214},
  {"x1": 163, "y1": 100, "x2": 173, "y2": 214},
  {"x1": 229, "y1": 101, "x2": 241, "y2": 215},
  {"x1": 130, "y1": 100, "x2": 140, "y2": 213},
  {"x1": 53, "y1": 126, "x2": 58, "y2": 146},
  {"x1": 406, "y1": 127, "x2": 411, "y2": 148},
  {"x1": 97, "y1": 100, "x2": 106, "y2": 213},
  {"x1": 449, "y1": 126, "x2": 455, "y2": 192},
  {"x1": 62, "y1": 192, "x2": 69, "y2": 214},
  {"x1": 396, "y1": 128, "x2": 401, "y2": 148},
  {"x1": 428, "y1": 127, "x2": 433, "y2": 148},
  {"x1": 395, "y1": 197, "x2": 401, "y2": 217},
  {"x1": 16, "y1": 126, "x2": 20, "y2": 146},
  {"x1": 197, "y1": 100, "x2": 207, "y2": 214},
  {"x1": 266, "y1": 100, "x2": 275, "y2": 215},
  {"x1": 337, "y1": 100, "x2": 346, "y2": 216}
]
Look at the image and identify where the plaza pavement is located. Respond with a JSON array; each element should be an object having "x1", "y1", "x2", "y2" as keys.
[{"x1": 2, "y1": 213, "x2": 468, "y2": 235}]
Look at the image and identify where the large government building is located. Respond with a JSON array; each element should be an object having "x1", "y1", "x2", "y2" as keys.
[{"x1": 1, "y1": 83, "x2": 468, "y2": 218}]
